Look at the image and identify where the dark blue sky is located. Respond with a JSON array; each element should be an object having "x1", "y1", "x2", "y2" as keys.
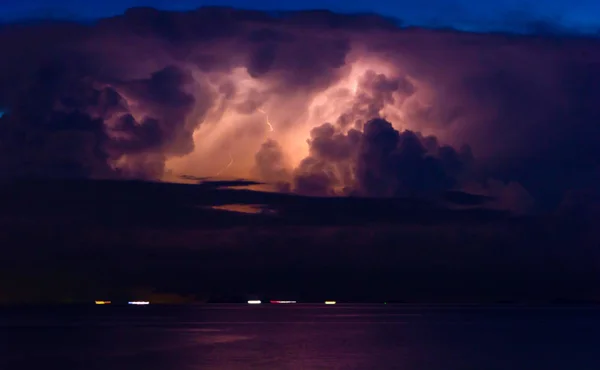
[{"x1": 2, "y1": 0, "x2": 600, "y2": 33}]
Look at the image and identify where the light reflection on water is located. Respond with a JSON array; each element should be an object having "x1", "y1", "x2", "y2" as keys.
[{"x1": 2, "y1": 305, "x2": 600, "y2": 369}]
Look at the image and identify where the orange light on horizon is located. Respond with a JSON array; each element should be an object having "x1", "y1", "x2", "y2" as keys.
[{"x1": 95, "y1": 300, "x2": 111, "y2": 305}]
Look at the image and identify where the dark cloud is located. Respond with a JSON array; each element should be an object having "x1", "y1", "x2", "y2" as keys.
[
  {"x1": 110, "y1": 66, "x2": 198, "y2": 156},
  {"x1": 0, "y1": 62, "x2": 114, "y2": 178},
  {"x1": 292, "y1": 123, "x2": 359, "y2": 196},
  {"x1": 253, "y1": 139, "x2": 291, "y2": 191},
  {"x1": 1, "y1": 179, "x2": 598, "y2": 303},
  {"x1": 0, "y1": 57, "x2": 200, "y2": 179},
  {"x1": 0, "y1": 110, "x2": 111, "y2": 179},
  {"x1": 0, "y1": 178, "x2": 502, "y2": 229},
  {"x1": 247, "y1": 44, "x2": 278, "y2": 78},
  {"x1": 277, "y1": 10, "x2": 400, "y2": 31},
  {"x1": 0, "y1": 7, "x2": 599, "y2": 212},
  {"x1": 243, "y1": 34, "x2": 351, "y2": 89},
  {"x1": 336, "y1": 70, "x2": 415, "y2": 130},
  {"x1": 292, "y1": 118, "x2": 469, "y2": 198},
  {"x1": 398, "y1": 35, "x2": 600, "y2": 209}
]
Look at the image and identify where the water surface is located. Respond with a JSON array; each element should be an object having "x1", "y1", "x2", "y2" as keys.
[{"x1": 2, "y1": 305, "x2": 600, "y2": 369}]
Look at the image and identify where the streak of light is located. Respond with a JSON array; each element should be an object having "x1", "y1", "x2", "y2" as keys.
[
  {"x1": 211, "y1": 204, "x2": 263, "y2": 214},
  {"x1": 247, "y1": 300, "x2": 262, "y2": 304},
  {"x1": 95, "y1": 300, "x2": 111, "y2": 305},
  {"x1": 257, "y1": 108, "x2": 274, "y2": 132},
  {"x1": 351, "y1": 80, "x2": 358, "y2": 94},
  {"x1": 325, "y1": 301, "x2": 337, "y2": 305},
  {"x1": 128, "y1": 301, "x2": 150, "y2": 305},
  {"x1": 215, "y1": 152, "x2": 234, "y2": 176},
  {"x1": 270, "y1": 300, "x2": 297, "y2": 304}
]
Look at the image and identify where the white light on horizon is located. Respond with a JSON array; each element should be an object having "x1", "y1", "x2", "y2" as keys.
[
  {"x1": 247, "y1": 300, "x2": 262, "y2": 304},
  {"x1": 128, "y1": 301, "x2": 150, "y2": 305},
  {"x1": 325, "y1": 301, "x2": 337, "y2": 305}
]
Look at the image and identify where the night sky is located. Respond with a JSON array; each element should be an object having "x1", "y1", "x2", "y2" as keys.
[
  {"x1": 1, "y1": 1, "x2": 600, "y2": 304},
  {"x1": 2, "y1": 0, "x2": 600, "y2": 33}
]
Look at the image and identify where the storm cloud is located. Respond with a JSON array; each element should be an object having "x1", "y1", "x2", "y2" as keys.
[{"x1": 0, "y1": 7, "x2": 599, "y2": 211}]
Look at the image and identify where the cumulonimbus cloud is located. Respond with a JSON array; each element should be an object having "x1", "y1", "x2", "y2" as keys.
[{"x1": 1, "y1": 7, "x2": 599, "y2": 212}]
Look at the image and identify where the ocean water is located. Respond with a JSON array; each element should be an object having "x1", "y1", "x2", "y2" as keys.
[{"x1": 1, "y1": 305, "x2": 600, "y2": 369}]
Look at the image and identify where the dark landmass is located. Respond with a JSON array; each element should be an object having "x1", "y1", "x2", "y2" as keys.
[{"x1": 0, "y1": 179, "x2": 598, "y2": 305}]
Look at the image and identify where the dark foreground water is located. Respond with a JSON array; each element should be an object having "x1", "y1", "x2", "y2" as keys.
[{"x1": 2, "y1": 305, "x2": 600, "y2": 370}]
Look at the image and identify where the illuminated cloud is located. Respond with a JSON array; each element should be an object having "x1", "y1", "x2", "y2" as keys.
[{"x1": 0, "y1": 7, "x2": 599, "y2": 211}]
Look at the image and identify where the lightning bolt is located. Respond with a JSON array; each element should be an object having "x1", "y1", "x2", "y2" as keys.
[
  {"x1": 216, "y1": 152, "x2": 234, "y2": 176},
  {"x1": 257, "y1": 108, "x2": 274, "y2": 132}
]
